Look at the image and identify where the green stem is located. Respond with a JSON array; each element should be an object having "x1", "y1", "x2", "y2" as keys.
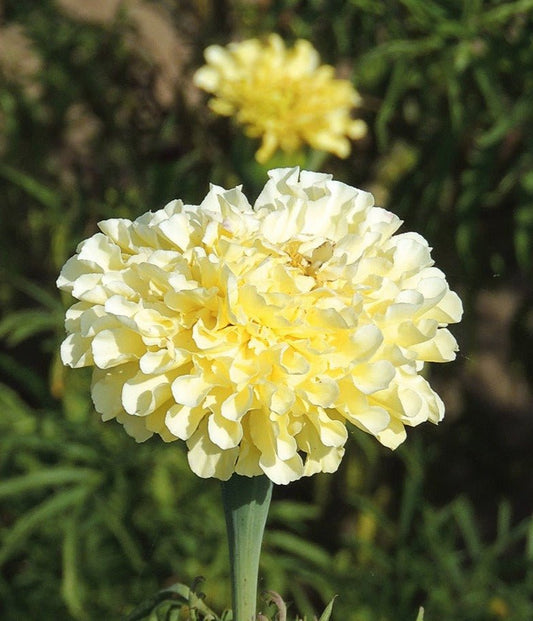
[{"x1": 221, "y1": 474, "x2": 273, "y2": 621}]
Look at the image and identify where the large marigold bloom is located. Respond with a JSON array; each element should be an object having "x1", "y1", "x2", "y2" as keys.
[
  {"x1": 194, "y1": 34, "x2": 367, "y2": 163},
  {"x1": 58, "y1": 168, "x2": 462, "y2": 485}
]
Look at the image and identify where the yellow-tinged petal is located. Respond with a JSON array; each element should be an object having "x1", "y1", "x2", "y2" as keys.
[
  {"x1": 115, "y1": 410, "x2": 154, "y2": 442},
  {"x1": 279, "y1": 346, "x2": 311, "y2": 375},
  {"x1": 91, "y1": 363, "x2": 138, "y2": 421},
  {"x1": 412, "y1": 328, "x2": 459, "y2": 362},
  {"x1": 165, "y1": 404, "x2": 206, "y2": 440},
  {"x1": 171, "y1": 374, "x2": 211, "y2": 407},
  {"x1": 301, "y1": 378, "x2": 339, "y2": 408},
  {"x1": 269, "y1": 383, "x2": 296, "y2": 416},
  {"x1": 122, "y1": 372, "x2": 173, "y2": 416},
  {"x1": 208, "y1": 412, "x2": 243, "y2": 449},
  {"x1": 249, "y1": 410, "x2": 304, "y2": 485},
  {"x1": 60, "y1": 333, "x2": 94, "y2": 368},
  {"x1": 352, "y1": 360, "x2": 396, "y2": 395},
  {"x1": 297, "y1": 424, "x2": 344, "y2": 477},
  {"x1": 376, "y1": 417, "x2": 407, "y2": 450},
  {"x1": 350, "y1": 406, "x2": 391, "y2": 436},
  {"x1": 306, "y1": 408, "x2": 348, "y2": 447},
  {"x1": 221, "y1": 387, "x2": 254, "y2": 421},
  {"x1": 91, "y1": 328, "x2": 145, "y2": 369},
  {"x1": 187, "y1": 419, "x2": 238, "y2": 480}
]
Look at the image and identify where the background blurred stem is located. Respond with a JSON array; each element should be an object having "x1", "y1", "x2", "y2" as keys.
[{"x1": 221, "y1": 474, "x2": 273, "y2": 621}]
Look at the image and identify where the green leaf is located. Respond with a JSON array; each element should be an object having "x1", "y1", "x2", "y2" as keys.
[
  {"x1": 267, "y1": 530, "x2": 331, "y2": 568},
  {"x1": 61, "y1": 513, "x2": 88, "y2": 620},
  {"x1": 317, "y1": 595, "x2": 338, "y2": 621},
  {"x1": 0, "y1": 468, "x2": 101, "y2": 500},
  {"x1": 0, "y1": 162, "x2": 61, "y2": 210},
  {"x1": 452, "y1": 497, "x2": 481, "y2": 559},
  {"x1": 2, "y1": 273, "x2": 63, "y2": 310},
  {"x1": 0, "y1": 355, "x2": 50, "y2": 404},
  {"x1": 124, "y1": 582, "x2": 220, "y2": 621},
  {"x1": 96, "y1": 499, "x2": 145, "y2": 572},
  {"x1": 0, "y1": 309, "x2": 60, "y2": 345},
  {"x1": 0, "y1": 485, "x2": 91, "y2": 567},
  {"x1": 268, "y1": 501, "x2": 320, "y2": 525},
  {"x1": 375, "y1": 61, "x2": 409, "y2": 149}
]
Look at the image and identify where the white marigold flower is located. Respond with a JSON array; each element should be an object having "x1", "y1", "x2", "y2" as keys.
[{"x1": 57, "y1": 168, "x2": 462, "y2": 485}]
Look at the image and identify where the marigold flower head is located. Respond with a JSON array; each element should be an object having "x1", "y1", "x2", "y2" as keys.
[
  {"x1": 194, "y1": 34, "x2": 367, "y2": 163},
  {"x1": 57, "y1": 168, "x2": 462, "y2": 485}
]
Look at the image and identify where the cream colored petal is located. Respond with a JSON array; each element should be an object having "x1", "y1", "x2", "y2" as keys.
[
  {"x1": 64, "y1": 301, "x2": 91, "y2": 332},
  {"x1": 122, "y1": 372, "x2": 172, "y2": 416},
  {"x1": 396, "y1": 319, "x2": 438, "y2": 347},
  {"x1": 269, "y1": 383, "x2": 296, "y2": 415},
  {"x1": 427, "y1": 289, "x2": 464, "y2": 324},
  {"x1": 398, "y1": 374, "x2": 445, "y2": 424},
  {"x1": 234, "y1": 437, "x2": 263, "y2": 477},
  {"x1": 260, "y1": 452, "x2": 304, "y2": 485},
  {"x1": 302, "y1": 378, "x2": 339, "y2": 408},
  {"x1": 132, "y1": 308, "x2": 177, "y2": 338},
  {"x1": 71, "y1": 273, "x2": 106, "y2": 303},
  {"x1": 306, "y1": 306, "x2": 349, "y2": 330},
  {"x1": 270, "y1": 414, "x2": 298, "y2": 461},
  {"x1": 416, "y1": 275, "x2": 448, "y2": 304},
  {"x1": 165, "y1": 403, "x2": 206, "y2": 440},
  {"x1": 385, "y1": 299, "x2": 423, "y2": 324},
  {"x1": 139, "y1": 348, "x2": 190, "y2": 375},
  {"x1": 297, "y1": 424, "x2": 344, "y2": 476},
  {"x1": 187, "y1": 419, "x2": 238, "y2": 480},
  {"x1": 347, "y1": 119, "x2": 367, "y2": 139},
  {"x1": 91, "y1": 363, "x2": 137, "y2": 421},
  {"x1": 350, "y1": 324, "x2": 384, "y2": 361},
  {"x1": 60, "y1": 333, "x2": 93, "y2": 368},
  {"x1": 98, "y1": 218, "x2": 135, "y2": 252},
  {"x1": 303, "y1": 445, "x2": 344, "y2": 477},
  {"x1": 306, "y1": 408, "x2": 348, "y2": 447},
  {"x1": 249, "y1": 410, "x2": 304, "y2": 484},
  {"x1": 208, "y1": 412, "x2": 243, "y2": 449},
  {"x1": 77, "y1": 305, "x2": 111, "y2": 337},
  {"x1": 350, "y1": 406, "x2": 391, "y2": 435},
  {"x1": 191, "y1": 317, "x2": 227, "y2": 350},
  {"x1": 77, "y1": 233, "x2": 124, "y2": 270},
  {"x1": 221, "y1": 387, "x2": 253, "y2": 421},
  {"x1": 158, "y1": 212, "x2": 196, "y2": 251},
  {"x1": 203, "y1": 44, "x2": 231, "y2": 68},
  {"x1": 144, "y1": 405, "x2": 177, "y2": 442},
  {"x1": 413, "y1": 328, "x2": 459, "y2": 362},
  {"x1": 389, "y1": 234, "x2": 433, "y2": 278},
  {"x1": 166, "y1": 288, "x2": 216, "y2": 315},
  {"x1": 103, "y1": 295, "x2": 138, "y2": 319},
  {"x1": 91, "y1": 328, "x2": 145, "y2": 369},
  {"x1": 115, "y1": 410, "x2": 154, "y2": 442},
  {"x1": 279, "y1": 346, "x2": 310, "y2": 375},
  {"x1": 351, "y1": 360, "x2": 396, "y2": 394},
  {"x1": 376, "y1": 417, "x2": 407, "y2": 449},
  {"x1": 171, "y1": 374, "x2": 211, "y2": 407},
  {"x1": 56, "y1": 255, "x2": 89, "y2": 293}
]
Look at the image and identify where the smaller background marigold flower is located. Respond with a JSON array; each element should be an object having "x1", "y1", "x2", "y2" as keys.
[{"x1": 194, "y1": 34, "x2": 367, "y2": 163}]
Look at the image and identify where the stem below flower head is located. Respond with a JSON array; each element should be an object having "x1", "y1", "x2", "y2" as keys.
[{"x1": 221, "y1": 474, "x2": 273, "y2": 621}]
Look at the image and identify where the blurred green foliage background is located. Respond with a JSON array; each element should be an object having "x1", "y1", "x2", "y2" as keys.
[{"x1": 1, "y1": 1, "x2": 533, "y2": 619}]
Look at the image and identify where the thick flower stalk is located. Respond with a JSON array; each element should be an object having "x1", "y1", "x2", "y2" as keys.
[
  {"x1": 194, "y1": 34, "x2": 367, "y2": 163},
  {"x1": 57, "y1": 167, "x2": 462, "y2": 485}
]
